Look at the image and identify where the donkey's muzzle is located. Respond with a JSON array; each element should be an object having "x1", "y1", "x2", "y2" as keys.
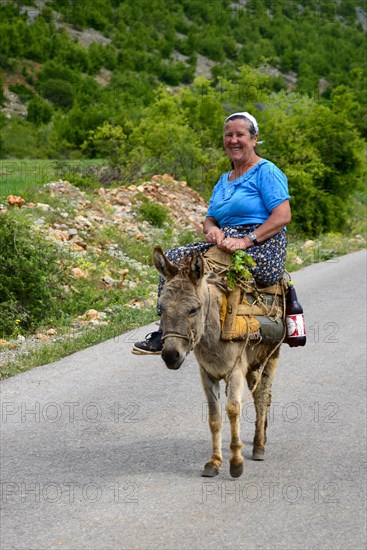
[{"x1": 161, "y1": 347, "x2": 185, "y2": 370}]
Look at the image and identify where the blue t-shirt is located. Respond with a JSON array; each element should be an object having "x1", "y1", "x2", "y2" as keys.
[{"x1": 207, "y1": 159, "x2": 290, "y2": 226}]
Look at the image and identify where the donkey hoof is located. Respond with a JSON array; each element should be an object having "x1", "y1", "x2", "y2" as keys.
[
  {"x1": 252, "y1": 448, "x2": 265, "y2": 461},
  {"x1": 229, "y1": 461, "x2": 244, "y2": 478},
  {"x1": 201, "y1": 463, "x2": 219, "y2": 477}
]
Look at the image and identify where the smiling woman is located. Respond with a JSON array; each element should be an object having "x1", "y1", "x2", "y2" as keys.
[
  {"x1": 223, "y1": 111, "x2": 259, "y2": 163},
  {"x1": 132, "y1": 111, "x2": 291, "y2": 355},
  {"x1": 205, "y1": 112, "x2": 291, "y2": 251}
]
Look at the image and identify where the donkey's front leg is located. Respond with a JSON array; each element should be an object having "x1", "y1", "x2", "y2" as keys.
[
  {"x1": 226, "y1": 369, "x2": 245, "y2": 478},
  {"x1": 200, "y1": 366, "x2": 222, "y2": 477}
]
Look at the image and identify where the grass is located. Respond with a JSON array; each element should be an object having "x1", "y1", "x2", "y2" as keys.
[
  {"x1": 285, "y1": 233, "x2": 366, "y2": 272},
  {"x1": 0, "y1": 159, "x2": 105, "y2": 199}
]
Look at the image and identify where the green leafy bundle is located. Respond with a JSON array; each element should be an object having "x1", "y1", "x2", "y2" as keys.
[{"x1": 226, "y1": 250, "x2": 256, "y2": 289}]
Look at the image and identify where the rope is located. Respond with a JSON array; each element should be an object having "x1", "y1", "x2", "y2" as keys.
[
  {"x1": 203, "y1": 255, "x2": 228, "y2": 277},
  {"x1": 161, "y1": 330, "x2": 197, "y2": 352},
  {"x1": 162, "y1": 332, "x2": 192, "y2": 342},
  {"x1": 239, "y1": 335, "x2": 284, "y2": 404}
]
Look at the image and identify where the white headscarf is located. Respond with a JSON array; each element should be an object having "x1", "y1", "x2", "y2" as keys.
[{"x1": 224, "y1": 111, "x2": 259, "y2": 135}]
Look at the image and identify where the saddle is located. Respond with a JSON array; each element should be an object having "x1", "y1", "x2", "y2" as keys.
[{"x1": 203, "y1": 246, "x2": 287, "y2": 344}]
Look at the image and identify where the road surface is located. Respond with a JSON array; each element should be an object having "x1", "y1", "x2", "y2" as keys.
[{"x1": 1, "y1": 250, "x2": 366, "y2": 550}]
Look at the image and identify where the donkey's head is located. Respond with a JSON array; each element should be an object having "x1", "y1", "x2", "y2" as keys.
[{"x1": 153, "y1": 246, "x2": 208, "y2": 370}]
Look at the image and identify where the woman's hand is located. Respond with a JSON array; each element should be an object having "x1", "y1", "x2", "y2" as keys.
[
  {"x1": 203, "y1": 218, "x2": 226, "y2": 246},
  {"x1": 218, "y1": 237, "x2": 249, "y2": 253},
  {"x1": 205, "y1": 227, "x2": 225, "y2": 246}
]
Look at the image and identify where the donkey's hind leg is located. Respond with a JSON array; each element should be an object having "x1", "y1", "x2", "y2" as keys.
[
  {"x1": 200, "y1": 367, "x2": 222, "y2": 477},
  {"x1": 246, "y1": 351, "x2": 279, "y2": 461}
]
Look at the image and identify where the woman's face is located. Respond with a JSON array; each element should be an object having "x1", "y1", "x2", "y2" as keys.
[{"x1": 223, "y1": 118, "x2": 257, "y2": 165}]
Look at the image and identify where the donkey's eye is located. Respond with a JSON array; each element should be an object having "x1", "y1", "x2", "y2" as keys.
[{"x1": 189, "y1": 306, "x2": 200, "y2": 316}]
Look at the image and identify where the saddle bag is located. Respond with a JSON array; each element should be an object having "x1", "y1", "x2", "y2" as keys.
[{"x1": 219, "y1": 281, "x2": 286, "y2": 343}]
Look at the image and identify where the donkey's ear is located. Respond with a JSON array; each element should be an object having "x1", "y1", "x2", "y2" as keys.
[
  {"x1": 153, "y1": 246, "x2": 178, "y2": 280},
  {"x1": 189, "y1": 253, "x2": 204, "y2": 285}
]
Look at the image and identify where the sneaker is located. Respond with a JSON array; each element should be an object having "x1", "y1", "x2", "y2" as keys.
[{"x1": 132, "y1": 330, "x2": 163, "y2": 355}]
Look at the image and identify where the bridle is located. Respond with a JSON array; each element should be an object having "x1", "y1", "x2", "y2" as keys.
[
  {"x1": 161, "y1": 328, "x2": 198, "y2": 353},
  {"x1": 161, "y1": 290, "x2": 211, "y2": 353}
]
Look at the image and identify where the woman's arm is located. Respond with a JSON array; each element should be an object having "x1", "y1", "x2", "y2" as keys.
[
  {"x1": 218, "y1": 200, "x2": 291, "y2": 253},
  {"x1": 249, "y1": 200, "x2": 291, "y2": 244}
]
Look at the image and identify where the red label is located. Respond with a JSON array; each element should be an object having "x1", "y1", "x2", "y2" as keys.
[{"x1": 286, "y1": 314, "x2": 306, "y2": 337}]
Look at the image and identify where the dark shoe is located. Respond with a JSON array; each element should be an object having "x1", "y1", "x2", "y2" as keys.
[{"x1": 132, "y1": 330, "x2": 163, "y2": 355}]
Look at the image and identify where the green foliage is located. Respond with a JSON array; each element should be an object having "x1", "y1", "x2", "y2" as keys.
[
  {"x1": 138, "y1": 201, "x2": 171, "y2": 228},
  {"x1": 52, "y1": 0, "x2": 113, "y2": 30},
  {"x1": 27, "y1": 97, "x2": 53, "y2": 125},
  {"x1": 0, "y1": 119, "x2": 57, "y2": 158},
  {"x1": 36, "y1": 61, "x2": 79, "y2": 85},
  {"x1": 259, "y1": 87, "x2": 365, "y2": 235},
  {"x1": 9, "y1": 83, "x2": 34, "y2": 102},
  {"x1": 227, "y1": 250, "x2": 257, "y2": 289},
  {"x1": 159, "y1": 60, "x2": 195, "y2": 86},
  {"x1": 126, "y1": 86, "x2": 208, "y2": 183},
  {"x1": 0, "y1": 215, "x2": 62, "y2": 337},
  {"x1": 54, "y1": 105, "x2": 109, "y2": 149},
  {"x1": 108, "y1": 70, "x2": 156, "y2": 111},
  {"x1": 82, "y1": 121, "x2": 127, "y2": 166},
  {"x1": 1, "y1": 0, "x2": 365, "y2": 112},
  {"x1": 39, "y1": 79, "x2": 74, "y2": 109}
]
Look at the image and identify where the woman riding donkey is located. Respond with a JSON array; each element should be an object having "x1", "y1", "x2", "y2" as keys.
[{"x1": 133, "y1": 111, "x2": 291, "y2": 355}]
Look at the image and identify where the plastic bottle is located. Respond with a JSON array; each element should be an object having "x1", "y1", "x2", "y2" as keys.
[{"x1": 285, "y1": 281, "x2": 306, "y2": 347}]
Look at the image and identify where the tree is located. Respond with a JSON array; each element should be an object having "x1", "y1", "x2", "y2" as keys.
[
  {"x1": 40, "y1": 79, "x2": 74, "y2": 109},
  {"x1": 27, "y1": 97, "x2": 53, "y2": 125},
  {"x1": 82, "y1": 121, "x2": 127, "y2": 166},
  {"x1": 260, "y1": 91, "x2": 365, "y2": 234}
]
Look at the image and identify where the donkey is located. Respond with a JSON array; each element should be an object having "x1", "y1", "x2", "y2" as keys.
[{"x1": 153, "y1": 246, "x2": 281, "y2": 478}]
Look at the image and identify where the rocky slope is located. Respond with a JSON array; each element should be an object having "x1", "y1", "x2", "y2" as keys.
[{"x1": 0, "y1": 175, "x2": 208, "y2": 367}]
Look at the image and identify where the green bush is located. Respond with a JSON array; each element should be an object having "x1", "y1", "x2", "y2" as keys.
[
  {"x1": 0, "y1": 215, "x2": 62, "y2": 337},
  {"x1": 40, "y1": 79, "x2": 74, "y2": 109},
  {"x1": 138, "y1": 201, "x2": 171, "y2": 227},
  {"x1": 27, "y1": 97, "x2": 53, "y2": 125},
  {"x1": 9, "y1": 83, "x2": 34, "y2": 102}
]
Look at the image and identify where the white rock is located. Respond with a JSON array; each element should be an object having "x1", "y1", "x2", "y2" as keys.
[{"x1": 302, "y1": 240, "x2": 315, "y2": 250}]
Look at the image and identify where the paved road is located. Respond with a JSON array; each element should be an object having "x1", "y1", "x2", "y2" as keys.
[{"x1": 1, "y1": 250, "x2": 366, "y2": 550}]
